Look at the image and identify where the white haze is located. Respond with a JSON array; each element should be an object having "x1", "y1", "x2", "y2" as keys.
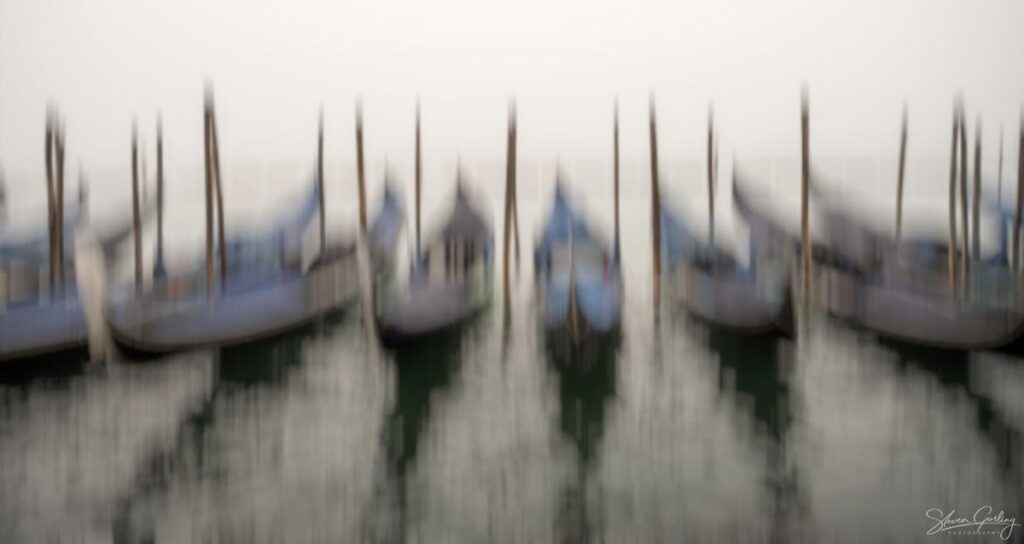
[{"x1": 1, "y1": 0, "x2": 1022, "y2": 243}]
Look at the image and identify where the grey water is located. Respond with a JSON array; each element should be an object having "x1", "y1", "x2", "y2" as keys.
[{"x1": 1, "y1": 158, "x2": 1023, "y2": 542}]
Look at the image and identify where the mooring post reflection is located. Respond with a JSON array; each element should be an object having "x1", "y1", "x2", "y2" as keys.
[
  {"x1": 546, "y1": 334, "x2": 619, "y2": 542},
  {"x1": 364, "y1": 333, "x2": 465, "y2": 541},
  {"x1": 879, "y1": 338, "x2": 1024, "y2": 502},
  {"x1": 704, "y1": 327, "x2": 806, "y2": 542}
]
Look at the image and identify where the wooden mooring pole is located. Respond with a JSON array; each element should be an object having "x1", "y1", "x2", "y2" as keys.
[
  {"x1": 503, "y1": 99, "x2": 517, "y2": 303},
  {"x1": 44, "y1": 110, "x2": 55, "y2": 292},
  {"x1": 55, "y1": 119, "x2": 65, "y2": 293},
  {"x1": 959, "y1": 106, "x2": 969, "y2": 284},
  {"x1": 972, "y1": 118, "x2": 982, "y2": 261},
  {"x1": 998, "y1": 127, "x2": 1004, "y2": 209},
  {"x1": 131, "y1": 122, "x2": 142, "y2": 293},
  {"x1": 800, "y1": 89, "x2": 812, "y2": 301},
  {"x1": 415, "y1": 99, "x2": 422, "y2": 258},
  {"x1": 203, "y1": 91, "x2": 214, "y2": 296},
  {"x1": 1016, "y1": 113, "x2": 1024, "y2": 270},
  {"x1": 947, "y1": 102, "x2": 959, "y2": 292},
  {"x1": 613, "y1": 99, "x2": 621, "y2": 257},
  {"x1": 649, "y1": 94, "x2": 662, "y2": 304},
  {"x1": 707, "y1": 105, "x2": 716, "y2": 247},
  {"x1": 895, "y1": 105, "x2": 908, "y2": 242},
  {"x1": 156, "y1": 117, "x2": 165, "y2": 279},
  {"x1": 356, "y1": 99, "x2": 368, "y2": 234},
  {"x1": 209, "y1": 96, "x2": 228, "y2": 286},
  {"x1": 317, "y1": 107, "x2": 326, "y2": 255}
]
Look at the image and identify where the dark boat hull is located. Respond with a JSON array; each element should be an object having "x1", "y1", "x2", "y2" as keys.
[
  {"x1": 377, "y1": 281, "x2": 490, "y2": 349},
  {"x1": 108, "y1": 256, "x2": 358, "y2": 358},
  {"x1": 667, "y1": 261, "x2": 794, "y2": 337},
  {"x1": 0, "y1": 291, "x2": 89, "y2": 364},
  {"x1": 817, "y1": 263, "x2": 1024, "y2": 351}
]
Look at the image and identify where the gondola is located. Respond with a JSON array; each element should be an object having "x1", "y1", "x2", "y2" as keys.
[
  {"x1": 535, "y1": 180, "x2": 622, "y2": 350},
  {"x1": 810, "y1": 178, "x2": 1024, "y2": 350},
  {"x1": 1, "y1": 175, "x2": 154, "y2": 365},
  {"x1": 733, "y1": 147, "x2": 1024, "y2": 350},
  {"x1": 376, "y1": 177, "x2": 493, "y2": 348},
  {"x1": 107, "y1": 179, "x2": 404, "y2": 357},
  {"x1": 661, "y1": 181, "x2": 794, "y2": 337}
]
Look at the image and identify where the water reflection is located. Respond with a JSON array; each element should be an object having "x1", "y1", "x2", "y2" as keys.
[
  {"x1": 111, "y1": 322, "x2": 338, "y2": 542},
  {"x1": 705, "y1": 327, "x2": 804, "y2": 542},
  {"x1": 216, "y1": 325, "x2": 311, "y2": 387},
  {"x1": 364, "y1": 334, "x2": 464, "y2": 541},
  {"x1": 545, "y1": 333, "x2": 620, "y2": 542},
  {"x1": 879, "y1": 339, "x2": 1023, "y2": 499},
  {"x1": 0, "y1": 350, "x2": 88, "y2": 387}
]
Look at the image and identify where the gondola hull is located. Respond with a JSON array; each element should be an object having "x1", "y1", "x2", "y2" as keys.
[
  {"x1": 0, "y1": 290, "x2": 88, "y2": 363},
  {"x1": 538, "y1": 266, "x2": 622, "y2": 346},
  {"x1": 667, "y1": 261, "x2": 793, "y2": 337},
  {"x1": 377, "y1": 281, "x2": 490, "y2": 348},
  {"x1": 108, "y1": 255, "x2": 358, "y2": 357},
  {"x1": 819, "y1": 263, "x2": 1024, "y2": 350}
]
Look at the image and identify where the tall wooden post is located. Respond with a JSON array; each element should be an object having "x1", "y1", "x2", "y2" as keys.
[
  {"x1": 895, "y1": 105, "x2": 908, "y2": 242},
  {"x1": 209, "y1": 95, "x2": 228, "y2": 285},
  {"x1": 800, "y1": 90, "x2": 812, "y2": 300},
  {"x1": 1016, "y1": 114, "x2": 1024, "y2": 270},
  {"x1": 947, "y1": 104, "x2": 959, "y2": 290},
  {"x1": 55, "y1": 120, "x2": 65, "y2": 292},
  {"x1": 511, "y1": 121, "x2": 520, "y2": 273},
  {"x1": 317, "y1": 107, "x2": 326, "y2": 254},
  {"x1": 972, "y1": 118, "x2": 982, "y2": 261},
  {"x1": 131, "y1": 122, "x2": 142, "y2": 293},
  {"x1": 44, "y1": 111, "x2": 55, "y2": 292},
  {"x1": 203, "y1": 92, "x2": 214, "y2": 296},
  {"x1": 613, "y1": 99, "x2": 621, "y2": 257},
  {"x1": 959, "y1": 106, "x2": 969, "y2": 283},
  {"x1": 415, "y1": 99, "x2": 422, "y2": 258},
  {"x1": 503, "y1": 99, "x2": 517, "y2": 303},
  {"x1": 707, "y1": 105, "x2": 715, "y2": 247},
  {"x1": 649, "y1": 95, "x2": 662, "y2": 302},
  {"x1": 355, "y1": 100, "x2": 367, "y2": 234},
  {"x1": 156, "y1": 116, "x2": 165, "y2": 278},
  {"x1": 998, "y1": 127, "x2": 1004, "y2": 209},
  {"x1": 0, "y1": 171, "x2": 6, "y2": 225}
]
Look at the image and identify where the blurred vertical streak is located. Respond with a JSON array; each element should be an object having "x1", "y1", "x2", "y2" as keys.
[
  {"x1": 613, "y1": 99, "x2": 620, "y2": 257},
  {"x1": 649, "y1": 94, "x2": 661, "y2": 307},
  {"x1": 204, "y1": 91, "x2": 213, "y2": 296},
  {"x1": 972, "y1": 118, "x2": 982, "y2": 261},
  {"x1": 356, "y1": 100, "x2": 367, "y2": 234},
  {"x1": 948, "y1": 103, "x2": 959, "y2": 291},
  {"x1": 503, "y1": 98, "x2": 516, "y2": 305},
  {"x1": 45, "y1": 109, "x2": 55, "y2": 293},
  {"x1": 895, "y1": 105, "x2": 908, "y2": 242},
  {"x1": 959, "y1": 106, "x2": 969, "y2": 286},
  {"x1": 800, "y1": 89, "x2": 811, "y2": 302},
  {"x1": 318, "y1": 107, "x2": 326, "y2": 256},
  {"x1": 997, "y1": 128, "x2": 1004, "y2": 209},
  {"x1": 209, "y1": 94, "x2": 228, "y2": 285},
  {"x1": 55, "y1": 119, "x2": 65, "y2": 293},
  {"x1": 156, "y1": 117, "x2": 165, "y2": 280},
  {"x1": 1016, "y1": 113, "x2": 1024, "y2": 270},
  {"x1": 707, "y1": 105, "x2": 715, "y2": 247},
  {"x1": 415, "y1": 99, "x2": 422, "y2": 259},
  {"x1": 131, "y1": 122, "x2": 142, "y2": 293}
]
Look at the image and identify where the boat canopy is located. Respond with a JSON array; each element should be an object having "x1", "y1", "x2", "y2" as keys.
[{"x1": 436, "y1": 181, "x2": 492, "y2": 246}]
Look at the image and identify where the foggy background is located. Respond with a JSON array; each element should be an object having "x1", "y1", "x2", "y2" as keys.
[{"x1": 2, "y1": 0, "x2": 1023, "y2": 255}]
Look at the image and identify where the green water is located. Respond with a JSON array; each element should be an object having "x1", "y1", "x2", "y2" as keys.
[
  {"x1": 2, "y1": 289, "x2": 1022, "y2": 542},
  {"x1": 1, "y1": 193, "x2": 1023, "y2": 542}
]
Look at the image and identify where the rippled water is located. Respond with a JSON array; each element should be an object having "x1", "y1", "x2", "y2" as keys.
[{"x1": 2, "y1": 165, "x2": 1023, "y2": 542}]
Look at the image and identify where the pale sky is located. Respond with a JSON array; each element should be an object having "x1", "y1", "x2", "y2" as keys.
[{"x1": 1, "y1": 0, "x2": 1022, "y2": 206}]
